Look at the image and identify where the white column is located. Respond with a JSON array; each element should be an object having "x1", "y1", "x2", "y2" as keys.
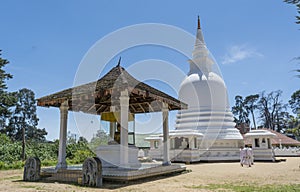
[
  {"x1": 190, "y1": 137, "x2": 194, "y2": 149},
  {"x1": 150, "y1": 141, "x2": 154, "y2": 149},
  {"x1": 171, "y1": 138, "x2": 175, "y2": 149},
  {"x1": 109, "y1": 122, "x2": 116, "y2": 140},
  {"x1": 56, "y1": 100, "x2": 69, "y2": 170},
  {"x1": 120, "y1": 90, "x2": 129, "y2": 167},
  {"x1": 162, "y1": 102, "x2": 171, "y2": 166}
]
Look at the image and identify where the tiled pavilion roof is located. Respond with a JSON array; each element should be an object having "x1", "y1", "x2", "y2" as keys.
[{"x1": 37, "y1": 64, "x2": 187, "y2": 115}]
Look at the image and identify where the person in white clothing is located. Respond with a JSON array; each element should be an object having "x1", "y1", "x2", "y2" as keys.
[
  {"x1": 248, "y1": 146, "x2": 254, "y2": 165},
  {"x1": 239, "y1": 146, "x2": 245, "y2": 167},
  {"x1": 240, "y1": 145, "x2": 251, "y2": 167}
]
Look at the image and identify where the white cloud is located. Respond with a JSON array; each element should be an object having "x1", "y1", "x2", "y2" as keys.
[{"x1": 221, "y1": 44, "x2": 263, "y2": 65}]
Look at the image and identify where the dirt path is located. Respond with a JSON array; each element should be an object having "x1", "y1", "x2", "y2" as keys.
[{"x1": 0, "y1": 157, "x2": 299, "y2": 192}]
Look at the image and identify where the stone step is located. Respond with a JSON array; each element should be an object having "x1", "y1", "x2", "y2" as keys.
[{"x1": 41, "y1": 169, "x2": 82, "y2": 183}]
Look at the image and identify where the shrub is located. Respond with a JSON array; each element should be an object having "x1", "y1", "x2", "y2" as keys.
[{"x1": 67, "y1": 150, "x2": 95, "y2": 164}]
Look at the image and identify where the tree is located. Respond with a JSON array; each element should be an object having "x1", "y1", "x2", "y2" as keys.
[
  {"x1": 285, "y1": 114, "x2": 300, "y2": 139},
  {"x1": 0, "y1": 50, "x2": 16, "y2": 131},
  {"x1": 89, "y1": 129, "x2": 110, "y2": 152},
  {"x1": 244, "y1": 94, "x2": 260, "y2": 129},
  {"x1": 7, "y1": 88, "x2": 47, "y2": 160},
  {"x1": 284, "y1": 0, "x2": 300, "y2": 24},
  {"x1": 257, "y1": 90, "x2": 287, "y2": 131},
  {"x1": 284, "y1": 1, "x2": 300, "y2": 78},
  {"x1": 232, "y1": 95, "x2": 250, "y2": 126},
  {"x1": 289, "y1": 89, "x2": 300, "y2": 115}
]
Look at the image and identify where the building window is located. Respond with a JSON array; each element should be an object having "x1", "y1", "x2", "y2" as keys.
[
  {"x1": 194, "y1": 137, "x2": 197, "y2": 149},
  {"x1": 175, "y1": 137, "x2": 181, "y2": 149},
  {"x1": 255, "y1": 138, "x2": 260, "y2": 147},
  {"x1": 262, "y1": 138, "x2": 266, "y2": 143},
  {"x1": 154, "y1": 141, "x2": 159, "y2": 149}
]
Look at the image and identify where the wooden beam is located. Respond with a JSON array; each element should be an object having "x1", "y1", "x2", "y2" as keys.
[
  {"x1": 129, "y1": 105, "x2": 137, "y2": 113},
  {"x1": 138, "y1": 103, "x2": 145, "y2": 113},
  {"x1": 148, "y1": 102, "x2": 154, "y2": 112},
  {"x1": 96, "y1": 105, "x2": 106, "y2": 113}
]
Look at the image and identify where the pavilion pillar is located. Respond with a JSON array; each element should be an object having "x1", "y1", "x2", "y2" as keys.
[
  {"x1": 120, "y1": 90, "x2": 129, "y2": 167},
  {"x1": 109, "y1": 122, "x2": 116, "y2": 140},
  {"x1": 162, "y1": 102, "x2": 171, "y2": 166},
  {"x1": 56, "y1": 100, "x2": 69, "y2": 170}
]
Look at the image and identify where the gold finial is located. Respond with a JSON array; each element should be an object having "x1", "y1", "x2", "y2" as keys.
[{"x1": 198, "y1": 16, "x2": 201, "y2": 29}]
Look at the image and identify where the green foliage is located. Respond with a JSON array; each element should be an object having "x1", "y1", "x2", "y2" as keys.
[
  {"x1": 295, "y1": 68, "x2": 300, "y2": 78},
  {"x1": 244, "y1": 94, "x2": 259, "y2": 129},
  {"x1": 5, "y1": 88, "x2": 47, "y2": 160},
  {"x1": 0, "y1": 133, "x2": 11, "y2": 145},
  {"x1": 258, "y1": 90, "x2": 287, "y2": 131},
  {"x1": 232, "y1": 95, "x2": 250, "y2": 126},
  {"x1": 286, "y1": 115, "x2": 300, "y2": 139},
  {"x1": 7, "y1": 88, "x2": 46, "y2": 142},
  {"x1": 232, "y1": 91, "x2": 299, "y2": 133},
  {"x1": 40, "y1": 159, "x2": 57, "y2": 167},
  {"x1": 67, "y1": 150, "x2": 95, "y2": 164},
  {"x1": 25, "y1": 142, "x2": 58, "y2": 161},
  {"x1": 284, "y1": 0, "x2": 300, "y2": 24},
  {"x1": 0, "y1": 50, "x2": 13, "y2": 90},
  {"x1": 66, "y1": 138, "x2": 95, "y2": 162},
  {"x1": 0, "y1": 142, "x2": 22, "y2": 163},
  {"x1": 0, "y1": 50, "x2": 16, "y2": 131},
  {"x1": 0, "y1": 161, "x2": 24, "y2": 170},
  {"x1": 88, "y1": 129, "x2": 110, "y2": 152},
  {"x1": 0, "y1": 138, "x2": 96, "y2": 170},
  {"x1": 289, "y1": 89, "x2": 300, "y2": 115}
]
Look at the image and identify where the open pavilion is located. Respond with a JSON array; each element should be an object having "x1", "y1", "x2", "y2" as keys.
[{"x1": 36, "y1": 60, "x2": 187, "y2": 183}]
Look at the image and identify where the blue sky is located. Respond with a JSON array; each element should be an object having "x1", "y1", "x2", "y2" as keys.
[{"x1": 1, "y1": 1, "x2": 299, "y2": 140}]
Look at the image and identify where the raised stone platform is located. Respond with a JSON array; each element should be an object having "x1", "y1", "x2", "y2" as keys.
[{"x1": 40, "y1": 163, "x2": 186, "y2": 183}]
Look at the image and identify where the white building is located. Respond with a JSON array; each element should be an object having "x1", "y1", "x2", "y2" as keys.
[
  {"x1": 244, "y1": 130, "x2": 276, "y2": 161},
  {"x1": 146, "y1": 17, "x2": 244, "y2": 162}
]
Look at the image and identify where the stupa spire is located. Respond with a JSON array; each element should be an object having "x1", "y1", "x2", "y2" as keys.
[
  {"x1": 195, "y1": 16, "x2": 205, "y2": 46},
  {"x1": 117, "y1": 56, "x2": 121, "y2": 67},
  {"x1": 189, "y1": 17, "x2": 214, "y2": 76}
]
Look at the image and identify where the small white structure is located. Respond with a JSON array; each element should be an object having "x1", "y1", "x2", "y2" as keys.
[
  {"x1": 169, "y1": 129, "x2": 203, "y2": 162},
  {"x1": 145, "y1": 130, "x2": 204, "y2": 163},
  {"x1": 144, "y1": 135, "x2": 163, "y2": 160},
  {"x1": 244, "y1": 130, "x2": 276, "y2": 161}
]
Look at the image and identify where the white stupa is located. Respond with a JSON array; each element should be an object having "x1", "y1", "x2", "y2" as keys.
[
  {"x1": 174, "y1": 17, "x2": 244, "y2": 161},
  {"x1": 145, "y1": 18, "x2": 244, "y2": 162}
]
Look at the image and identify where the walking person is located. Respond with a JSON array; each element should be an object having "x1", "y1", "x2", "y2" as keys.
[
  {"x1": 248, "y1": 146, "x2": 254, "y2": 165},
  {"x1": 240, "y1": 146, "x2": 245, "y2": 167},
  {"x1": 244, "y1": 145, "x2": 251, "y2": 167}
]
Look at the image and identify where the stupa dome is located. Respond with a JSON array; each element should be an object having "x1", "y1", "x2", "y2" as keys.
[{"x1": 179, "y1": 71, "x2": 228, "y2": 110}]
